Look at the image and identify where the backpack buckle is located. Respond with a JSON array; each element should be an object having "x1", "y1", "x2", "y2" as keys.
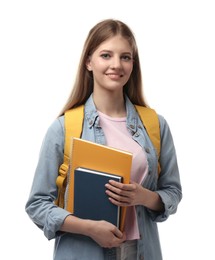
[{"x1": 59, "y1": 163, "x2": 68, "y2": 177}]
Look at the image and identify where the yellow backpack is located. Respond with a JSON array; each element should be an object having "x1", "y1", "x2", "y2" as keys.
[{"x1": 55, "y1": 105, "x2": 161, "y2": 208}]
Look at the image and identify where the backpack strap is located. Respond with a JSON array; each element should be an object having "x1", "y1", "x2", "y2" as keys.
[
  {"x1": 55, "y1": 105, "x2": 84, "y2": 208},
  {"x1": 135, "y1": 105, "x2": 161, "y2": 174},
  {"x1": 55, "y1": 104, "x2": 161, "y2": 207}
]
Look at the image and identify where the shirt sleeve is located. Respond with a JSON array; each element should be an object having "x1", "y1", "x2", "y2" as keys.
[
  {"x1": 147, "y1": 115, "x2": 182, "y2": 222},
  {"x1": 25, "y1": 117, "x2": 71, "y2": 240}
]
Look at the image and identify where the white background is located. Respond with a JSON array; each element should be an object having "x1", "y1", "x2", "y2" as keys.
[{"x1": 1, "y1": 0, "x2": 215, "y2": 259}]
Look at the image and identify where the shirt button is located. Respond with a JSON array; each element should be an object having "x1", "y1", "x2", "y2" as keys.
[
  {"x1": 145, "y1": 147, "x2": 150, "y2": 153},
  {"x1": 134, "y1": 132, "x2": 139, "y2": 137},
  {"x1": 130, "y1": 124, "x2": 135, "y2": 129}
]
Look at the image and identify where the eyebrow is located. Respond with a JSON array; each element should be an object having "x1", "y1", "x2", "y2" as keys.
[{"x1": 99, "y1": 50, "x2": 132, "y2": 56}]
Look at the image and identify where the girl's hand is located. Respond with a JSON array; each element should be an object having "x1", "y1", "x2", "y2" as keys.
[
  {"x1": 105, "y1": 180, "x2": 164, "y2": 211},
  {"x1": 87, "y1": 220, "x2": 126, "y2": 248},
  {"x1": 105, "y1": 180, "x2": 143, "y2": 207}
]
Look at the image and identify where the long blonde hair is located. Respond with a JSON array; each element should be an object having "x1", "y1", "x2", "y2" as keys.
[{"x1": 59, "y1": 19, "x2": 148, "y2": 116}]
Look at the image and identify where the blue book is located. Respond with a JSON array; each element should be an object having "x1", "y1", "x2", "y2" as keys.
[{"x1": 73, "y1": 167, "x2": 123, "y2": 228}]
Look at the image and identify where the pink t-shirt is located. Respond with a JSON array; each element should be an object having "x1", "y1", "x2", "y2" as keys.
[{"x1": 98, "y1": 111, "x2": 148, "y2": 240}]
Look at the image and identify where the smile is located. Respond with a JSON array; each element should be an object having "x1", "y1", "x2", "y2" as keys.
[{"x1": 106, "y1": 73, "x2": 123, "y2": 79}]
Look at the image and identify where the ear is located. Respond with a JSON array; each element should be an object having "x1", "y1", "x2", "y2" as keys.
[{"x1": 86, "y1": 57, "x2": 92, "y2": 71}]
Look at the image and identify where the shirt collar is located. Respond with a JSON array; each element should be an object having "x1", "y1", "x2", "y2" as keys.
[{"x1": 84, "y1": 94, "x2": 139, "y2": 132}]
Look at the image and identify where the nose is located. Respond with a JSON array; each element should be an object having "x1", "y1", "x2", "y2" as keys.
[{"x1": 110, "y1": 56, "x2": 122, "y2": 69}]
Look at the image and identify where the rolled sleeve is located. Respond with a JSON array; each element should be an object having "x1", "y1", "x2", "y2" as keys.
[
  {"x1": 147, "y1": 115, "x2": 182, "y2": 222},
  {"x1": 25, "y1": 117, "x2": 71, "y2": 240}
]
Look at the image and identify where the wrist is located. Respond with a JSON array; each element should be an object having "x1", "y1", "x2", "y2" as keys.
[{"x1": 81, "y1": 219, "x2": 95, "y2": 237}]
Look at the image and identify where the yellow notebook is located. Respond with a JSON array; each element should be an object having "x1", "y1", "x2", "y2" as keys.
[{"x1": 65, "y1": 137, "x2": 133, "y2": 231}]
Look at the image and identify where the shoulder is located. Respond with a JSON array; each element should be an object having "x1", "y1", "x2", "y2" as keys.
[
  {"x1": 43, "y1": 116, "x2": 65, "y2": 143},
  {"x1": 157, "y1": 113, "x2": 174, "y2": 143},
  {"x1": 157, "y1": 114, "x2": 166, "y2": 127}
]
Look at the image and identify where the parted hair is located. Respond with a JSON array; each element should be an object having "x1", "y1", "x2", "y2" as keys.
[{"x1": 59, "y1": 19, "x2": 148, "y2": 116}]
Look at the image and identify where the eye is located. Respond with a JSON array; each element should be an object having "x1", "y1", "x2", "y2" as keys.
[
  {"x1": 121, "y1": 55, "x2": 132, "y2": 61},
  {"x1": 101, "y1": 53, "x2": 111, "y2": 59}
]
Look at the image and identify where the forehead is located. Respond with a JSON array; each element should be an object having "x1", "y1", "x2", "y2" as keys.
[{"x1": 95, "y1": 35, "x2": 132, "y2": 53}]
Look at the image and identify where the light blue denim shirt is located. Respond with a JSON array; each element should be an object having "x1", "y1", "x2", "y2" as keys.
[{"x1": 25, "y1": 94, "x2": 182, "y2": 260}]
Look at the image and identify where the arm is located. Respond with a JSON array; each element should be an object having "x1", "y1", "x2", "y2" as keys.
[
  {"x1": 105, "y1": 115, "x2": 182, "y2": 219},
  {"x1": 105, "y1": 180, "x2": 164, "y2": 212},
  {"x1": 25, "y1": 117, "x2": 126, "y2": 246},
  {"x1": 25, "y1": 117, "x2": 70, "y2": 240},
  {"x1": 60, "y1": 215, "x2": 126, "y2": 248}
]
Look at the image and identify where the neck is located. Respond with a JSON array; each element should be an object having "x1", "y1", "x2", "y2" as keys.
[{"x1": 92, "y1": 91, "x2": 126, "y2": 117}]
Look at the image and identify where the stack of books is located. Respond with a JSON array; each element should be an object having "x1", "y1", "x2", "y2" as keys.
[{"x1": 65, "y1": 137, "x2": 132, "y2": 231}]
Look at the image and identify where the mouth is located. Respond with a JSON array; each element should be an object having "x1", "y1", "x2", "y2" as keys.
[{"x1": 106, "y1": 73, "x2": 123, "y2": 79}]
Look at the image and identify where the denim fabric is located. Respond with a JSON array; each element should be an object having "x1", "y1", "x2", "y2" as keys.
[{"x1": 25, "y1": 94, "x2": 182, "y2": 260}]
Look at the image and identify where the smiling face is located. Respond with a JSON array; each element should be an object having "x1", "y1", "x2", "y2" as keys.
[{"x1": 86, "y1": 35, "x2": 134, "y2": 95}]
